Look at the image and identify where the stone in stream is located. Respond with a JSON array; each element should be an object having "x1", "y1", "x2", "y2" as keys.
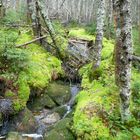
[
  {"x1": 41, "y1": 112, "x2": 60, "y2": 125},
  {"x1": 46, "y1": 82, "x2": 71, "y2": 106},
  {"x1": 6, "y1": 132, "x2": 43, "y2": 140},
  {"x1": 10, "y1": 108, "x2": 37, "y2": 133},
  {"x1": 53, "y1": 105, "x2": 68, "y2": 118},
  {"x1": 44, "y1": 118, "x2": 75, "y2": 140},
  {"x1": 28, "y1": 94, "x2": 56, "y2": 111}
]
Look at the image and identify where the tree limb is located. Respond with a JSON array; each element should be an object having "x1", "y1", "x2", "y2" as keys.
[
  {"x1": 16, "y1": 35, "x2": 48, "y2": 47},
  {"x1": 132, "y1": 55, "x2": 140, "y2": 62}
]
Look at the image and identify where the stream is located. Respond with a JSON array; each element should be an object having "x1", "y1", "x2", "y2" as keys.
[
  {"x1": 35, "y1": 84, "x2": 80, "y2": 135},
  {"x1": 0, "y1": 82, "x2": 80, "y2": 140}
]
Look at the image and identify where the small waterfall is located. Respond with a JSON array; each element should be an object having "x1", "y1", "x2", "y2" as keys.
[{"x1": 63, "y1": 84, "x2": 80, "y2": 118}]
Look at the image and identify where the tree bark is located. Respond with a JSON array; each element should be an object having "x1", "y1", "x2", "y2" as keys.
[
  {"x1": 93, "y1": 0, "x2": 105, "y2": 68},
  {"x1": 0, "y1": 0, "x2": 5, "y2": 18},
  {"x1": 115, "y1": 0, "x2": 133, "y2": 121},
  {"x1": 27, "y1": 0, "x2": 32, "y2": 23}
]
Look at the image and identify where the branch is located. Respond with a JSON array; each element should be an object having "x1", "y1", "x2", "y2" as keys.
[
  {"x1": 16, "y1": 35, "x2": 47, "y2": 48},
  {"x1": 132, "y1": 55, "x2": 140, "y2": 62}
]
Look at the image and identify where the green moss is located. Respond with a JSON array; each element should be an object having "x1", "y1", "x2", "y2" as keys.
[
  {"x1": 68, "y1": 28, "x2": 95, "y2": 41},
  {"x1": 102, "y1": 38, "x2": 114, "y2": 60},
  {"x1": 5, "y1": 90, "x2": 15, "y2": 98},
  {"x1": 0, "y1": 28, "x2": 62, "y2": 113},
  {"x1": 73, "y1": 77, "x2": 119, "y2": 139}
]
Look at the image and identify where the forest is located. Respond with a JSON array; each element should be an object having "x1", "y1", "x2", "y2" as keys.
[{"x1": 0, "y1": 0, "x2": 140, "y2": 140}]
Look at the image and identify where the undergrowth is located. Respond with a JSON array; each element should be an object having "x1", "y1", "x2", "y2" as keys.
[{"x1": 0, "y1": 28, "x2": 62, "y2": 112}]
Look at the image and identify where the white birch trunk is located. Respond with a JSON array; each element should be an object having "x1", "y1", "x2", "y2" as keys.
[
  {"x1": 93, "y1": 0, "x2": 105, "y2": 68},
  {"x1": 115, "y1": 0, "x2": 133, "y2": 120}
]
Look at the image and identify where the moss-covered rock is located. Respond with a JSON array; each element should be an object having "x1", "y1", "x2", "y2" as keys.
[
  {"x1": 45, "y1": 118, "x2": 75, "y2": 140},
  {"x1": 7, "y1": 132, "x2": 22, "y2": 140},
  {"x1": 28, "y1": 93, "x2": 56, "y2": 111},
  {"x1": 10, "y1": 108, "x2": 37, "y2": 133},
  {"x1": 53, "y1": 105, "x2": 68, "y2": 118},
  {"x1": 46, "y1": 82, "x2": 71, "y2": 105},
  {"x1": 0, "y1": 28, "x2": 62, "y2": 113}
]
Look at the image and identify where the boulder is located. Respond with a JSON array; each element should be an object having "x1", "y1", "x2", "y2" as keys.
[
  {"x1": 53, "y1": 105, "x2": 68, "y2": 118},
  {"x1": 41, "y1": 112, "x2": 60, "y2": 125},
  {"x1": 28, "y1": 94, "x2": 56, "y2": 111},
  {"x1": 44, "y1": 118, "x2": 75, "y2": 140},
  {"x1": 10, "y1": 108, "x2": 37, "y2": 133},
  {"x1": 46, "y1": 82, "x2": 71, "y2": 105},
  {"x1": 7, "y1": 132, "x2": 22, "y2": 140}
]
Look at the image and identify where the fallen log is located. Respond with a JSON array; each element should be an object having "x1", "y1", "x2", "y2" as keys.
[{"x1": 16, "y1": 35, "x2": 48, "y2": 48}]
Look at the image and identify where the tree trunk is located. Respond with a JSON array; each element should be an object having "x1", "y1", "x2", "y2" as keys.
[
  {"x1": 0, "y1": 0, "x2": 5, "y2": 18},
  {"x1": 27, "y1": 0, "x2": 32, "y2": 23},
  {"x1": 93, "y1": 0, "x2": 105, "y2": 68},
  {"x1": 115, "y1": 0, "x2": 133, "y2": 121}
]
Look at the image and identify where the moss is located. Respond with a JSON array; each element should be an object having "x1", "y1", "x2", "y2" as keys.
[
  {"x1": 0, "y1": 28, "x2": 62, "y2": 113},
  {"x1": 45, "y1": 118, "x2": 75, "y2": 140},
  {"x1": 73, "y1": 80, "x2": 119, "y2": 139},
  {"x1": 5, "y1": 90, "x2": 15, "y2": 98},
  {"x1": 74, "y1": 29, "x2": 140, "y2": 139},
  {"x1": 102, "y1": 38, "x2": 114, "y2": 60},
  {"x1": 68, "y1": 28, "x2": 95, "y2": 41}
]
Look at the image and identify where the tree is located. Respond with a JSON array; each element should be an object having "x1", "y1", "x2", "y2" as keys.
[
  {"x1": 0, "y1": 0, "x2": 5, "y2": 18},
  {"x1": 93, "y1": 0, "x2": 105, "y2": 68},
  {"x1": 27, "y1": 0, "x2": 32, "y2": 23},
  {"x1": 114, "y1": 0, "x2": 133, "y2": 120}
]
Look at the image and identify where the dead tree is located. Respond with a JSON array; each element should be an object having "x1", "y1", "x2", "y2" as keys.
[{"x1": 36, "y1": 0, "x2": 62, "y2": 58}]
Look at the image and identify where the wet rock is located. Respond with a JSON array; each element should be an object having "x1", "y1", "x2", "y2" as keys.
[
  {"x1": 0, "y1": 99, "x2": 13, "y2": 116},
  {"x1": 7, "y1": 132, "x2": 43, "y2": 140},
  {"x1": 7, "y1": 132, "x2": 22, "y2": 140},
  {"x1": 44, "y1": 118, "x2": 75, "y2": 140},
  {"x1": 0, "y1": 113, "x2": 2, "y2": 126},
  {"x1": 10, "y1": 108, "x2": 37, "y2": 133},
  {"x1": 46, "y1": 82, "x2": 71, "y2": 105},
  {"x1": 53, "y1": 105, "x2": 68, "y2": 118},
  {"x1": 44, "y1": 130, "x2": 64, "y2": 140},
  {"x1": 28, "y1": 94, "x2": 56, "y2": 111},
  {"x1": 22, "y1": 134, "x2": 43, "y2": 140},
  {"x1": 41, "y1": 112, "x2": 60, "y2": 125}
]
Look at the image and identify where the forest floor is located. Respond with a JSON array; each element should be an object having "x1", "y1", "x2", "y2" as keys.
[{"x1": 0, "y1": 22, "x2": 140, "y2": 140}]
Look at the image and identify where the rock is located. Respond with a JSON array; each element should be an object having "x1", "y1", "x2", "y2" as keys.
[
  {"x1": 7, "y1": 132, "x2": 22, "y2": 140},
  {"x1": 7, "y1": 132, "x2": 43, "y2": 140},
  {"x1": 46, "y1": 82, "x2": 71, "y2": 105},
  {"x1": 10, "y1": 108, "x2": 37, "y2": 133},
  {"x1": 22, "y1": 134, "x2": 43, "y2": 140},
  {"x1": 53, "y1": 105, "x2": 68, "y2": 118},
  {"x1": 41, "y1": 112, "x2": 60, "y2": 125},
  {"x1": 0, "y1": 99, "x2": 13, "y2": 115},
  {"x1": 44, "y1": 130, "x2": 65, "y2": 140},
  {"x1": 44, "y1": 118, "x2": 75, "y2": 140},
  {"x1": 0, "y1": 113, "x2": 2, "y2": 126},
  {"x1": 28, "y1": 94, "x2": 56, "y2": 111}
]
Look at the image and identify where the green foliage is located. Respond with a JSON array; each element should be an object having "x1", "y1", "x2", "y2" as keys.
[
  {"x1": 74, "y1": 33, "x2": 140, "y2": 139},
  {"x1": 1, "y1": 2, "x2": 27, "y2": 24},
  {"x1": 68, "y1": 28, "x2": 95, "y2": 41},
  {"x1": 102, "y1": 38, "x2": 114, "y2": 60},
  {"x1": 132, "y1": 28, "x2": 140, "y2": 56},
  {"x1": 85, "y1": 23, "x2": 97, "y2": 35},
  {"x1": 0, "y1": 28, "x2": 62, "y2": 113},
  {"x1": 1, "y1": 46, "x2": 29, "y2": 72}
]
